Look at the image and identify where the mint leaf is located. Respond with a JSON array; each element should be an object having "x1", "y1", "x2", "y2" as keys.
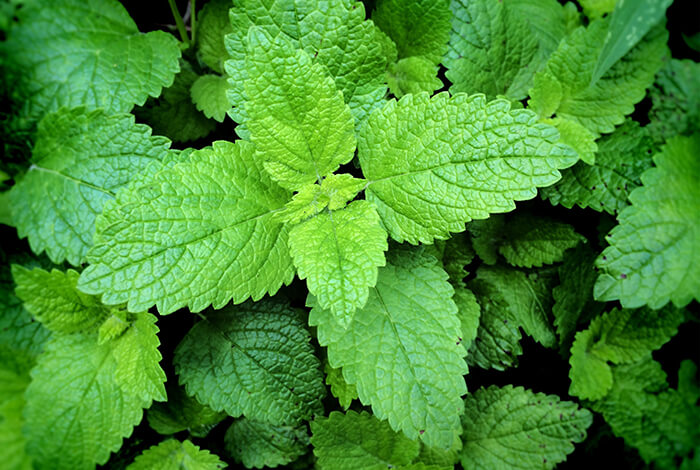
[
  {"x1": 454, "y1": 286, "x2": 481, "y2": 351},
  {"x1": 289, "y1": 201, "x2": 388, "y2": 326},
  {"x1": 9, "y1": 107, "x2": 173, "y2": 265},
  {"x1": 4, "y1": 0, "x2": 180, "y2": 124},
  {"x1": 197, "y1": 0, "x2": 233, "y2": 74},
  {"x1": 79, "y1": 140, "x2": 294, "y2": 314},
  {"x1": 128, "y1": 439, "x2": 226, "y2": 470},
  {"x1": 359, "y1": 93, "x2": 576, "y2": 244},
  {"x1": 0, "y1": 348, "x2": 33, "y2": 470},
  {"x1": 225, "y1": 418, "x2": 308, "y2": 469},
  {"x1": 147, "y1": 384, "x2": 226, "y2": 438},
  {"x1": 579, "y1": 0, "x2": 615, "y2": 19},
  {"x1": 591, "y1": 0, "x2": 673, "y2": 84},
  {"x1": 498, "y1": 214, "x2": 584, "y2": 268},
  {"x1": 595, "y1": 135, "x2": 700, "y2": 309},
  {"x1": 446, "y1": 0, "x2": 539, "y2": 100},
  {"x1": 648, "y1": 59, "x2": 700, "y2": 142},
  {"x1": 245, "y1": 28, "x2": 356, "y2": 191},
  {"x1": 544, "y1": 117, "x2": 598, "y2": 165},
  {"x1": 460, "y1": 386, "x2": 592, "y2": 469},
  {"x1": 467, "y1": 215, "x2": 505, "y2": 265},
  {"x1": 12, "y1": 266, "x2": 110, "y2": 334},
  {"x1": 529, "y1": 19, "x2": 668, "y2": 135},
  {"x1": 310, "y1": 410, "x2": 420, "y2": 470},
  {"x1": 191, "y1": 74, "x2": 229, "y2": 122},
  {"x1": 387, "y1": 57, "x2": 443, "y2": 98},
  {"x1": 324, "y1": 360, "x2": 358, "y2": 410},
  {"x1": 541, "y1": 120, "x2": 655, "y2": 214},
  {"x1": 310, "y1": 247, "x2": 467, "y2": 448},
  {"x1": 174, "y1": 300, "x2": 325, "y2": 425},
  {"x1": 508, "y1": 0, "x2": 578, "y2": 59}
]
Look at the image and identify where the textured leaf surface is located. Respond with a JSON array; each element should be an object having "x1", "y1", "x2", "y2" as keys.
[
  {"x1": 289, "y1": 201, "x2": 388, "y2": 326},
  {"x1": 541, "y1": 120, "x2": 655, "y2": 214},
  {"x1": 445, "y1": 0, "x2": 539, "y2": 100},
  {"x1": 324, "y1": 360, "x2": 358, "y2": 410},
  {"x1": 191, "y1": 74, "x2": 229, "y2": 122},
  {"x1": 545, "y1": 117, "x2": 598, "y2": 165},
  {"x1": 467, "y1": 215, "x2": 505, "y2": 265},
  {"x1": 79, "y1": 140, "x2": 294, "y2": 314},
  {"x1": 359, "y1": 92, "x2": 576, "y2": 244},
  {"x1": 174, "y1": 300, "x2": 325, "y2": 425},
  {"x1": 460, "y1": 386, "x2": 592, "y2": 470},
  {"x1": 136, "y1": 63, "x2": 217, "y2": 143},
  {"x1": 128, "y1": 439, "x2": 226, "y2": 470},
  {"x1": 24, "y1": 333, "x2": 146, "y2": 470},
  {"x1": 454, "y1": 286, "x2": 480, "y2": 351},
  {"x1": 310, "y1": 247, "x2": 467, "y2": 448},
  {"x1": 0, "y1": 349, "x2": 33, "y2": 470},
  {"x1": 569, "y1": 306, "x2": 685, "y2": 400},
  {"x1": 245, "y1": 29, "x2": 355, "y2": 190},
  {"x1": 595, "y1": 135, "x2": 700, "y2": 309},
  {"x1": 498, "y1": 214, "x2": 583, "y2": 268},
  {"x1": 529, "y1": 19, "x2": 668, "y2": 135},
  {"x1": 197, "y1": 0, "x2": 233, "y2": 74},
  {"x1": 4, "y1": 0, "x2": 180, "y2": 124},
  {"x1": 12, "y1": 266, "x2": 109, "y2": 334},
  {"x1": 225, "y1": 0, "x2": 390, "y2": 128},
  {"x1": 147, "y1": 384, "x2": 226, "y2": 438},
  {"x1": 225, "y1": 418, "x2": 308, "y2": 469},
  {"x1": 387, "y1": 57, "x2": 443, "y2": 98},
  {"x1": 9, "y1": 108, "x2": 173, "y2": 265},
  {"x1": 508, "y1": 0, "x2": 577, "y2": 60},
  {"x1": 648, "y1": 59, "x2": 700, "y2": 141},
  {"x1": 591, "y1": 0, "x2": 673, "y2": 84},
  {"x1": 310, "y1": 410, "x2": 420, "y2": 470}
]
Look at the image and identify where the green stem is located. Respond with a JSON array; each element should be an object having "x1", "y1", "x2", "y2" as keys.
[
  {"x1": 167, "y1": 0, "x2": 190, "y2": 46},
  {"x1": 191, "y1": 0, "x2": 196, "y2": 45}
]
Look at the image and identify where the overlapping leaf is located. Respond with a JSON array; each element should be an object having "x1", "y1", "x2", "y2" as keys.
[
  {"x1": 225, "y1": 418, "x2": 308, "y2": 469},
  {"x1": 128, "y1": 439, "x2": 226, "y2": 470},
  {"x1": 147, "y1": 384, "x2": 225, "y2": 438},
  {"x1": 648, "y1": 59, "x2": 700, "y2": 141},
  {"x1": 191, "y1": 74, "x2": 230, "y2": 122},
  {"x1": 358, "y1": 92, "x2": 577, "y2": 244}
]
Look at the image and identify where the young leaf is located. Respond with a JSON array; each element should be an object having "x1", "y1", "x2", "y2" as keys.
[
  {"x1": 358, "y1": 92, "x2": 577, "y2": 244},
  {"x1": 310, "y1": 247, "x2": 467, "y2": 448},
  {"x1": 310, "y1": 410, "x2": 421, "y2": 470},
  {"x1": 174, "y1": 300, "x2": 325, "y2": 425},
  {"x1": 4, "y1": 0, "x2": 180, "y2": 124},
  {"x1": 79, "y1": 140, "x2": 295, "y2": 315},
  {"x1": 147, "y1": 383, "x2": 226, "y2": 438},
  {"x1": 288, "y1": 201, "x2": 388, "y2": 326},
  {"x1": 9, "y1": 107, "x2": 174, "y2": 266},
  {"x1": 12, "y1": 266, "x2": 110, "y2": 334},
  {"x1": 529, "y1": 18, "x2": 668, "y2": 136},
  {"x1": 544, "y1": 117, "x2": 598, "y2": 165},
  {"x1": 541, "y1": 120, "x2": 655, "y2": 214},
  {"x1": 190, "y1": 74, "x2": 229, "y2": 122},
  {"x1": 196, "y1": 0, "x2": 233, "y2": 74},
  {"x1": 579, "y1": 0, "x2": 615, "y2": 19},
  {"x1": 648, "y1": 59, "x2": 700, "y2": 142},
  {"x1": 128, "y1": 439, "x2": 226, "y2": 470},
  {"x1": 224, "y1": 418, "x2": 308, "y2": 469},
  {"x1": 324, "y1": 360, "x2": 358, "y2": 410},
  {"x1": 498, "y1": 214, "x2": 584, "y2": 268},
  {"x1": 595, "y1": 135, "x2": 700, "y2": 309},
  {"x1": 386, "y1": 57, "x2": 443, "y2": 98},
  {"x1": 244, "y1": 28, "x2": 356, "y2": 191},
  {"x1": 445, "y1": 0, "x2": 539, "y2": 100},
  {"x1": 460, "y1": 386, "x2": 592, "y2": 470},
  {"x1": 591, "y1": 0, "x2": 673, "y2": 84}
]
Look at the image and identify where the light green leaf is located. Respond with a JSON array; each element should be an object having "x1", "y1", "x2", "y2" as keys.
[
  {"x1": 3, "y1": 0, "x2": 180, "y2": 124},
  {"x1": 569, "y1": 306, "x2": 684, "y2": 400},
  {"x1": 541, "y1": 120, "x2": 655, "y2": 214},
  {"x1": 128, "y1": 439, "x2": 226, "y2": 470},
  {"x1": 460, "y1": 386, "x2": 592, "y2": 470},
  {"x1": 191, "y1": 74, "x2": 229, "y2": 122},
  {"x1": 508, "y1": 0, "x2": 577, "y2": 60},
  {"x1": 136, "y1": 63, "x2": 217, "y2": 143},
  {"x1": 387, "y1": 57, "x2": 443, "y2": 98},
  {"x1": 79, "y1": 140, "x2": 294, "y2": 315},
  {"x1": 595, "y1": 135, "x2": 700, "y2": 309},
  {"x1": 9, "y1": 107, "x2": 173, "y2": 265},
  {"x1": 372, "y1": 0, "x2": 450, "y2": 64},
  {"x1": 24, "y1": 333, "x2": 147, "y2": 470},
  {"x1": 245, "y1": 28, "x2": 356, "y2": 191},
  {"x1": 310, "y1": 247, "x2": 467, "y2": 448},
  {"x1": 174, "y1": 299, "x2": 325, "y2": 425},
  {"x1": 529, "y1": 18, "x2": 668, "y2": 136},
  {"x1": 579, "y1": 0, "x2": 616, "y2": 19},
  {"x1": 310, "y1": 410, "x2": 421, "y2": 470},
  {"x1": 322, "y1": 174, "x2": 367, "y2": 211},
  {"x1": 12, "y1": 266, "x2": 110, "y2": 334},
  {"x1": 498, "y1": 214, "x2": 584, "y2": 268},
  {"x1": 648, "y1": 59, "x2": 700, "y2": 142},
  {"x1": 225, "y1": 418, "x2": 308, "y2": 469},
  {"x1": 358, "y1": 92, "x2": 577, "y2": 244},
  {"x1": 197, "y1": 0, "x2": 233, "y2": 74},
  {"x1": 225, "y1": 0, "x2": 390, "y2": 128},
  {"x1": 544, "y1": 117, "x2": 598, "y2": 165},
  {"x1": 454, "y1": 286, "x2": 480, "y2": 351},
  {"x1": 552, "y1": 244, "x2": 604, "y2": 347},
  {"x1": 446, "y1": 0, "x2": 539, "y2": 100},
  {"x1": 324, "y1": 360, "x2": 358, "y2": 410},
  {"x1": 289, "y1": 201, "x2": 388, "y2": 326},
  {"x1": 147, "y1": 383, "x2": 226, "y2": 438},
  {"x1": 591, "y1": 0, "x2": 673, "y2": 84},
  {"x1": 0, "y1": 348, "x2": 33, "y2": 470},
  {"x1": 98, "y1": 311, "x2": 131, "y2": 344}
]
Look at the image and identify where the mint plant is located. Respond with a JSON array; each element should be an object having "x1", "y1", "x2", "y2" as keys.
[{"x1": 1, "y1": 0, "x2": 698, "y2": 469}]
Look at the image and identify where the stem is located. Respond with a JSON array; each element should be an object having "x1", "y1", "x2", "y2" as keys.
[
  {"x1": 167, "y1": 0, "x2": 190, "y2": 46},
  {"x1": 191, "y1": 0, "x2": 196, "y2": 45}
]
